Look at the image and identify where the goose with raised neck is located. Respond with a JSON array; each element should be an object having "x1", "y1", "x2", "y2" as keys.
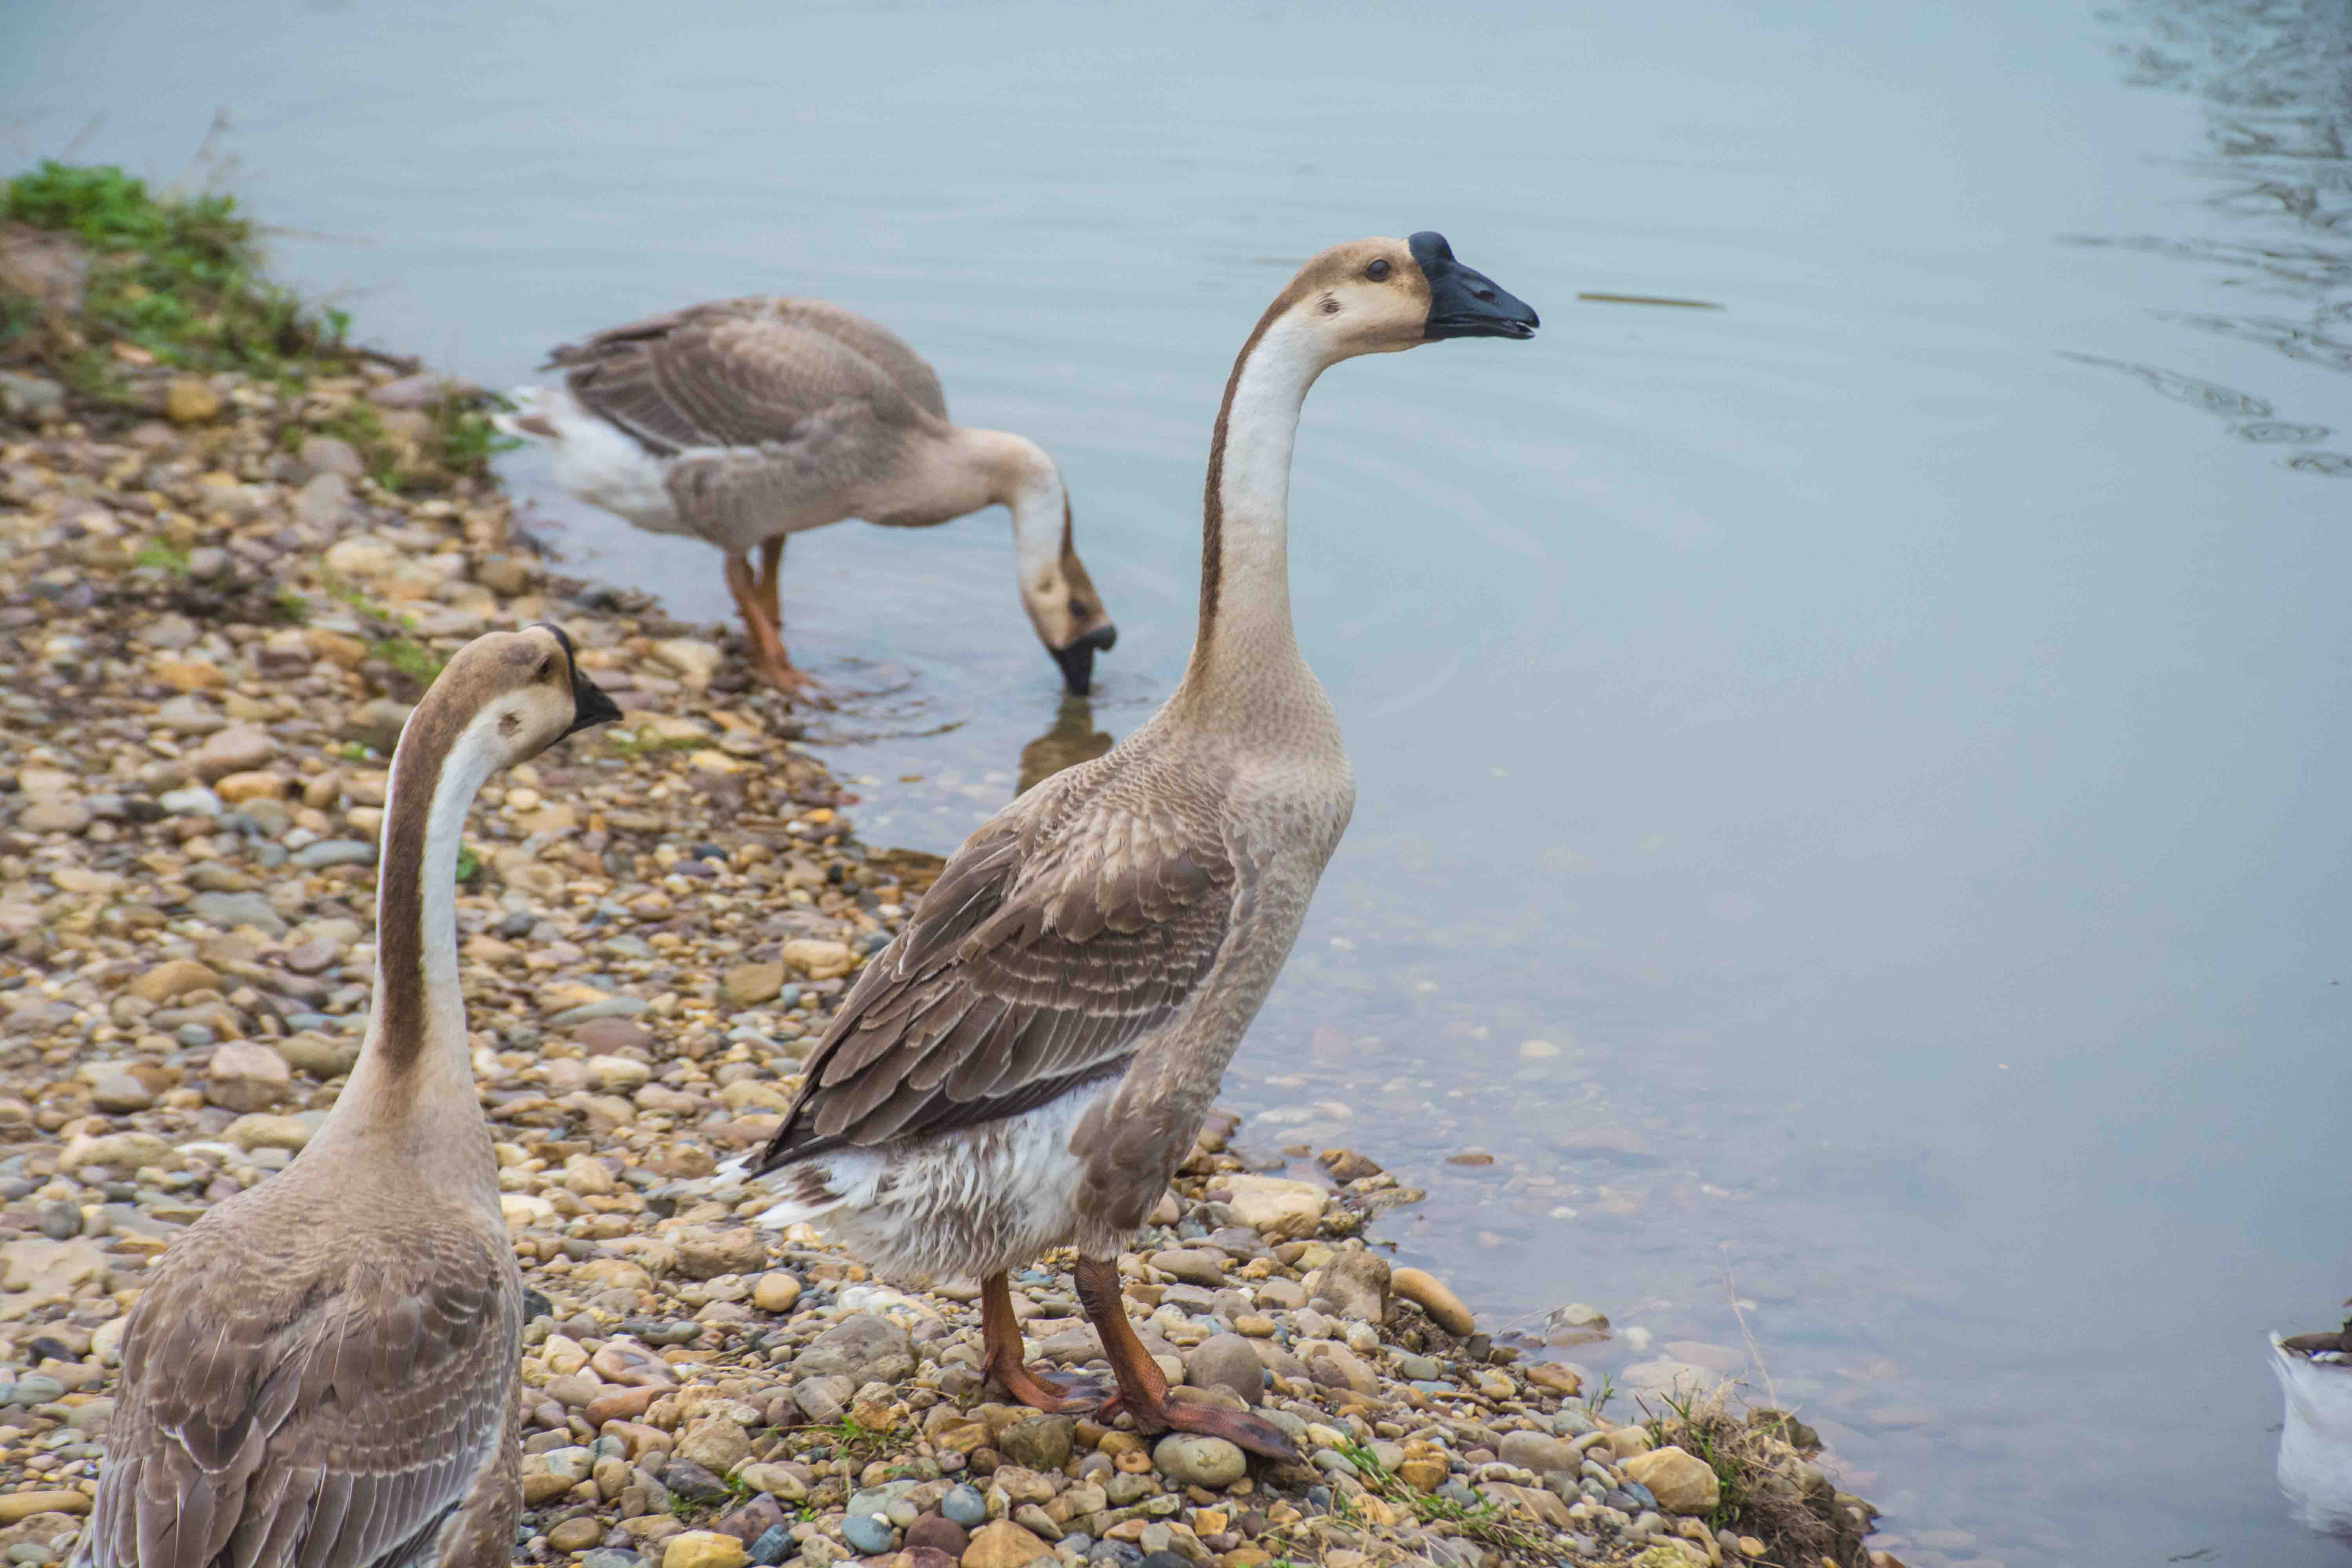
[
  {"x1": 737, "y1": 233, "x2": 1537, "y2": 1460},
  {"x1": 499, "y1": 296, "x2": 1120, "y2": 696},
  {"x1": 78, "y1": 627, "x2": 619, "y2": 1568}
]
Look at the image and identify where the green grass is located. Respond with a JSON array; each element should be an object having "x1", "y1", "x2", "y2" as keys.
[
  {"x1": 454, "y1": 845, "x2": 481, "y2": 884},
  {"x1": 1330, "y1": 1439, "x2": 1551, "y2": 1557},
  {"x1": 2, "y1": 162, "x2": 349, "y2": 379},
  {"x1": 132, "y1": 541, "x2": 192, "y2": 576},
  {"x1": 1645, "y1": 1388, "x2": 1747, "y2": 1532},
  {"x1": 4, "y1": 161, "x2": 516, "y2": 489},
  {"x1": 314, "y1": 577, "x2": 447, "y2": 684}
]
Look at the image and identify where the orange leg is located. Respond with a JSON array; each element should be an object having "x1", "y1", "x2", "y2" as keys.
[
  {"x1": 724, "y1": 548, "x2": 814, "y2": 695},
  {"x1": 1072, "y1": 1257, "x2": 1301, "y2": 1463},
  {"x1": 755, "y1": 535, "x2": 785, "y2": 631},
  {"x1": 981, "y1": 1270, "x2": 1106, "y2": 1413}
]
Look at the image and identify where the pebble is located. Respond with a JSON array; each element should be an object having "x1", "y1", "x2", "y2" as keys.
[
  {"x1": 940, "y1": 1483, "x2": 989, "y2": 1528},
  {"x1": 1152, "y1": 1434, "x2": 1247, "y2": 1489}
]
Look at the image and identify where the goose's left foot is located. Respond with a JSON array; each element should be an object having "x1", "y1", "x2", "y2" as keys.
[{"x1": 1071, "y1": 1257, "x2": 1303, "y2": 1466}]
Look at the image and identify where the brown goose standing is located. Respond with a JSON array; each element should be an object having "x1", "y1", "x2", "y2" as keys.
[
  {"x1": 501, "y1": 297, "x2": 1120, "y2": 695},
  {"x1": 738, "y1": 234, "x2": 1537, "y2": 1458},
  {"x1": 76, "y1": 628, "x2": 619, "y2": 1568}
]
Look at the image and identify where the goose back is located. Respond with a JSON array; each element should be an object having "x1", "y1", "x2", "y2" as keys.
[{"x1": 81, "y1": 1174, "x2": 518, "y2": 1568}]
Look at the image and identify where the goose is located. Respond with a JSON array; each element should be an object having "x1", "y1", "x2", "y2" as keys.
[
  {"x1": 2272, "y1": 1304, "x2": 2352, "y2": 1543},
  {"x1": 733, "y1": 233, "x2": 1537, "y2": 1459},
  {"x1": 500, "y1": 297, "x2": 1120, "y2": 696},
  {"x1": 76, "y1": 627, "x2": 620, "y2": 1568}
]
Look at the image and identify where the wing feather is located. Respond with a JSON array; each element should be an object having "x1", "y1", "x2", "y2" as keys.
[
  {"x1": 83, "y1": 1192, "x2": 520, "y2": 1568},
  {"x1": 757, "y1": 759, "x2": 1238, "y2": 1170}
]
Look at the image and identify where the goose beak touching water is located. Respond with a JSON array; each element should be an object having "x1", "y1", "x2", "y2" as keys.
[
  {"x1": 2273, "y1": 1306, "x2": 2352, "y2": 1543},
  {"x1": 729, "y1": 234, "x2": 1535, "y2": 1465},
  {"x1": 498, "y1": 297, "x2": 1120, "y2": 697},
  {"x1": 77, "y1": 626, "x2": 618, "y2": 1568}
]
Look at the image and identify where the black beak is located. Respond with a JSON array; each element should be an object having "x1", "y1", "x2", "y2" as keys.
[
  {"x1": 536, "y1": 621, "x2": 624, "y2": 738},
  {"x1": 564, "y1": 670, "x2": 623, "y2": 737},
  {"x1": 1051, "y1": 622, "x2": 1118, "y2": 696},
  {"x1": 1412, "y1": 231, "x2": 1540, "y2": 341}
]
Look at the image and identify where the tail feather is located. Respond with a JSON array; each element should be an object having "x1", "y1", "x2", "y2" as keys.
[{"x1": 492, "y1": 386, "x2": 561, "y2": 443}]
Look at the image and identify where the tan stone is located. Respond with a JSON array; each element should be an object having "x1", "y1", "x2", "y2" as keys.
[
  {"x1": 205, "y1": 1042, "x2": 291, "y2": 1112},
  {"x1": 962, "y1": 1521, "x2": 1053, "y2": 1568},
  {"x1": 721, "y1": 961, "x2": 785, "y2": 1006},
  {"x1": 152, "y1": 657, "x2": 226, "y2": 692},
  {"x1": 753, "y1": 1272, "x2": 801, "y2": 1313},
  {"x1": 213, "y1": 771, "x2": 290, "y2": 805},
  {"x1": 164, "y1": 377, "x2": 222, "y2": 425},
  {"x1": 779, "y1": 939, "x2": 852, "y2": 981},
  {"x1": 224, "y1": 1113, "x2": 313, "y2": 1152},
  {"x1": 306, "y1": 627, "x2": 370, "y2": 668},
  {"x1": 129, "y1": 958, "x2": 220, "y2": 1004},
  {"x1": 675, "y1": 1415, "x2": 751, "y2": 1474},
  {"x1": 548, "y1": 1517, "x2": 603, "y2": 1552},
  {"x1": 1220, "y1": 1174, "x2": 1327, "y2": 1241},
  {"x1": 0, "y1": 1491, "x2": 90, "y2": 1524},
  {"x1": 1390, "y1": 1266, "x2": 1475, "y2": 1335},
  {"x1": 663, "y1": 1529, "x2": 750, "y2": 1568},
  {"x1": 1526, "y1": 1361, "x2": 1583, "y2": 1396},
  {"x1": 1623, "y1": 1445, "x2": 1720, "y2": 1515}
]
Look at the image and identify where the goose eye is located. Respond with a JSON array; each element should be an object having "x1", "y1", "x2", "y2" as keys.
[
  {"x1": 536, "y1": 656, "x2": 556, "y2": 680},
  {"x1": 1367, "y1": 259, "x2": 1392, "y2": 281}
]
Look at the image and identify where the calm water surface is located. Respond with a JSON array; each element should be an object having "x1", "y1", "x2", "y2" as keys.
[{"x1": 8, "y1": 1, "x2": 2350, "y2": 1561}]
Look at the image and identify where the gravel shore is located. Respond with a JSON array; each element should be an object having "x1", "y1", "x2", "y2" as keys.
[{"x1": 0, "y1": 182, "x2": 1885, "y2": 1568}]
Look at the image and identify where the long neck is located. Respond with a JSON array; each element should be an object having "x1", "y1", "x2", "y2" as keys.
[
  {"x1": 1182, "y1": 309, "x2": 1327, "y2": 697},
  {"x1": 944, "y1": 426, "x2": 1065, "y2": 582},
  {"x1": 323, "y1": 700, "x2": 500, "y2": 1142}
]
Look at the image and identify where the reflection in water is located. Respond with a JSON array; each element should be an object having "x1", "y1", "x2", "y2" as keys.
[
  {"x1": 1016, "y1": 696, "x2": 1114, "y2": 796},
  {"x1": 2077, "y1": 0, "x2": 2352, "y2": 475}
]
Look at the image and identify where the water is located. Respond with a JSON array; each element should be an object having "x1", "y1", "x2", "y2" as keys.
[{"x1": 7, "y1": 0, "x2": 2349, "y2": 1559}]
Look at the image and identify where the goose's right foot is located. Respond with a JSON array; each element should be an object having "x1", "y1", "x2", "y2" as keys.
[{"x1": 980, "y1": 1270, "x2": 1106, "y2": 1414}]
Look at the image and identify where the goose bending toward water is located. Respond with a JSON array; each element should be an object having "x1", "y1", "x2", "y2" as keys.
[
  {"x1": 2273, "y1": 1304, "x2": 2352, "y2": 1543},
  {"x1": 76, "y1": 628, "x2": 619, "y2": 1568},
  {"x1": 501, "y1": 298, "x2": 1119, "y2": 695},
  {"x1": 731, "y1": 234, "x2": 1537, "y2": 1459}
]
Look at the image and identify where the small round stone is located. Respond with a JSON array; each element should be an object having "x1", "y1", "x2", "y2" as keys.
[
  {"x1": 940, "y1": 1482, "x2": 988, "y2": 1528},
  {"x1": 841, "y1": 1509, "x2": 897, "y2": 1555},
  {"x1": 1151, "y1": 1433, "x2": 1247, "y2": 1489}
]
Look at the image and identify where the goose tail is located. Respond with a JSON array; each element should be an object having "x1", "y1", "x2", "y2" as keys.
[{"x1": 492, "y1": 385, "x2": 563, "y2": 443}]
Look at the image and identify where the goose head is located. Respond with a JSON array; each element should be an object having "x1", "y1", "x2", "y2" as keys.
[
  {"x1": 1279, "y1": 231, "x2": 1539, "y2": 363},
  {"x1": 419, "y1": 623, "x2": 624, "y2": 767},
  {"x1": 989, "y1": 437, "x2": 1120, "y2": 695},
  {"x1": 1030, "y1": 515, "x2": 1118, "y2": 697}
]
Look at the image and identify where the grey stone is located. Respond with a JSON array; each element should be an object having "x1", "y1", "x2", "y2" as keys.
[
  {"x1": 1497, "y1": 1429, "x2": 1580, "y2": 1476},
  {"x1": 939, "y1": 1483, "x2": 987, "y2": 1528},
  {"x1": 1307, "y1": 1246, "x2": 1390, "y2": 1322},
  {"x1": 793, "y1": 1373, "x2": 853, "y2": 1424},
  {"x1": 294, "y1": 435, "x2": 365, "y2": 483},
  {"x1": 841, "y1": 1510, "x2": 898, "y2": 1555},
  {"x1": 790, "y1": 1312, "x2": 914, "y2": 1385},
  {"x1": 1181, "y1": 1334, "x2": 1263, "y2": 1408},
  {"x1": 340, "y1": 699, "x2": 414, "y2": 755},
  {"x1": 1151, "y1": 1433, "x2": 1246, "y2": 1489},
  {"x1": 999, "y1": 1414, "x2": 1075, "y2": 1471},
  {"x1": 189, "y1": 891, "x2": 287, "y2": 938},
  {"x1": 290, "y1": 838, "x2": 377, "y2": 869},
  {"x1": 0, "y1": 370, "x2": 65, "y2": 424},
  {"x1": 294, "y1": 471, "x2": 354, "y2": 530}
]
